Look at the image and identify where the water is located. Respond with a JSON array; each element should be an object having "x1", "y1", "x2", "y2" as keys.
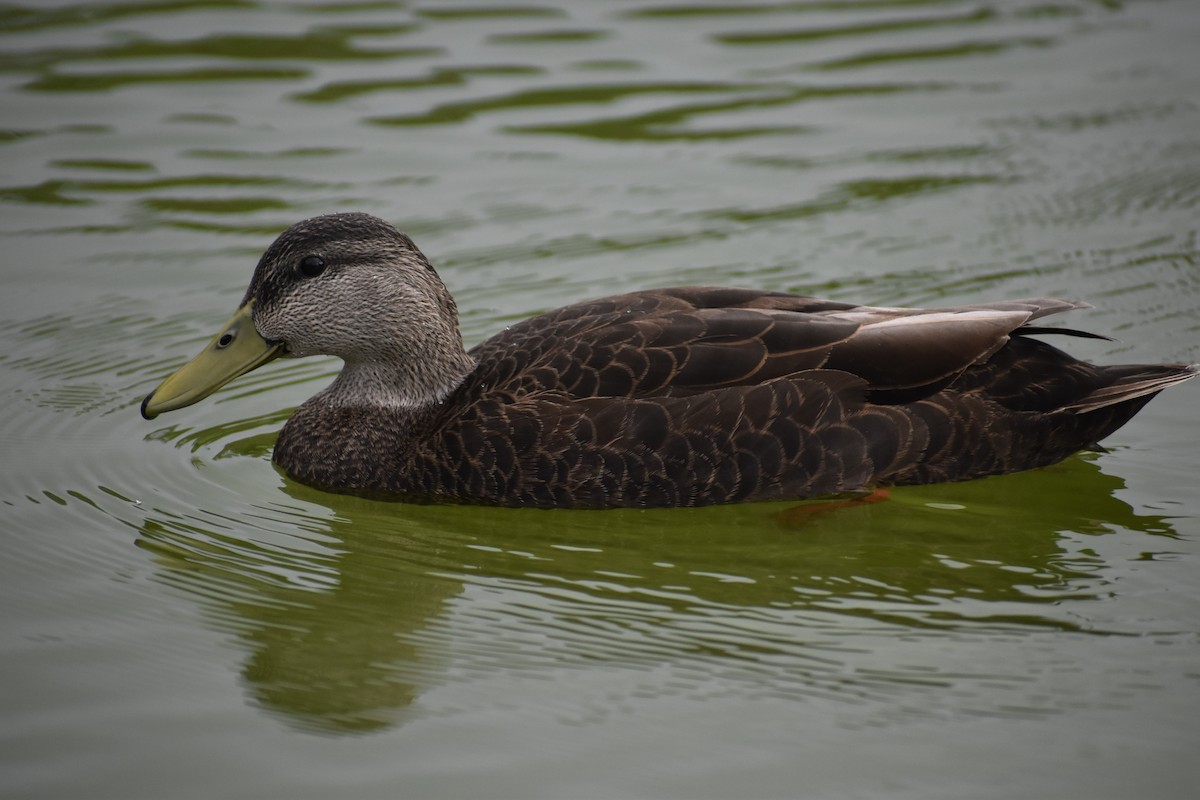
[{"x1": 2, "y1": 1, "x2": 1199, "y2": 797}]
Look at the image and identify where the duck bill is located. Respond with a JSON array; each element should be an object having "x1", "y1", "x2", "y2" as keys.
[{"x1": 141, "y1": 301, "x2": 284, "y2": 420}]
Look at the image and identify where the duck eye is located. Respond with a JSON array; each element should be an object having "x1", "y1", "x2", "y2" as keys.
[{"x1": 297, "y1": 255, "x2": 326, "y2": 278}]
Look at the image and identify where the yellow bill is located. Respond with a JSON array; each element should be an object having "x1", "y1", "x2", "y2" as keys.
[{"x1": 141, "y1": 301, "x2": 284, "y2": 420}]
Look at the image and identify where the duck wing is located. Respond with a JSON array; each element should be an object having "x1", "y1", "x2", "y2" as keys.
[{"x1": 466, "y1": 287, "x2": 1079, "y2": 400}]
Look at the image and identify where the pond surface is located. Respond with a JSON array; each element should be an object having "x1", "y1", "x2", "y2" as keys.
[{"x1": 2, "y1": 1, "x2": 1199, "y2": 798}]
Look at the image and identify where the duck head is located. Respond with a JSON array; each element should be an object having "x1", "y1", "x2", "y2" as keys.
[{"x1": 141, "y1": 212, "x2": 472, "y2": 419}]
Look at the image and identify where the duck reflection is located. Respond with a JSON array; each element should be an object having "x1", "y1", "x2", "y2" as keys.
[{"x1": 135, "y1": 451, "x2": 1176, "y2": 736}]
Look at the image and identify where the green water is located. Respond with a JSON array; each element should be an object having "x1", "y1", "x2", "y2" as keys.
[{"x1": 2, "y1": 1, "x2": 1199, "y2": 798}]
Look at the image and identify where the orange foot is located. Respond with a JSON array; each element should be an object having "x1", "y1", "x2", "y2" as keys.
[{"x1": 774, "y1": 487, "x2": 891, "y2": 525}]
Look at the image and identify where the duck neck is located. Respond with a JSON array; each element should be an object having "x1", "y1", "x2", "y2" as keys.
[{"x1": 319, "y1": 350, "x2": 476, "y2": 412}]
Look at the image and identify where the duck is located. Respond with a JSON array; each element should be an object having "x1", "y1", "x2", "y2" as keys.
[{"x1": 141, "y1": 212, "x2": 1196, "y2": 508}]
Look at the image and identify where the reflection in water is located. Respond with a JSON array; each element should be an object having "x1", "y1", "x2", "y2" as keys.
[
  {"x1": 135, "y1": 447, "x2": 1175, "y2": 736},
  {"x1": 136, "y1": 507, "x2": 458, "y2": 735}
]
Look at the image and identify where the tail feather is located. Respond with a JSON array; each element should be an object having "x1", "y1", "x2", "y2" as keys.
[{"x1": 1063, "y1": 363, "x2": 1197, "y2": 413}]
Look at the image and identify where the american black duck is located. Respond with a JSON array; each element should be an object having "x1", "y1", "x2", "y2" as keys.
[{"x1": 141, "y1": 212, "x2": 1196, "y2": 508}]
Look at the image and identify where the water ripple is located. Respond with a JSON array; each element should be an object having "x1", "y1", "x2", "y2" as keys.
[
  {"x1": 293, "y1": 64, "x2": 543, "y2": 104},
  {"x1": 713, "y1": 7, "x2": 996, "y2": 45}
]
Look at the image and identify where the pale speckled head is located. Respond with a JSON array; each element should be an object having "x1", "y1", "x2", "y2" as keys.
[
  {"x1": 141, "y1": 213, "x2": 475, "y2": 419},
  {"x1": 246, "y1": 213, "x2": 459, "y2": 360}
]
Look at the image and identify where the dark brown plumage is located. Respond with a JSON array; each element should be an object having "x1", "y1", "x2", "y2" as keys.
[{"x1": 141, "y1": 213, "x2": 1196, "y2": 509}]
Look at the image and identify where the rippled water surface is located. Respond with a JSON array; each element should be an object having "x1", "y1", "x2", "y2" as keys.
[{"x1": 3, "y1": 1, "x2": 1200, "y2": 798}]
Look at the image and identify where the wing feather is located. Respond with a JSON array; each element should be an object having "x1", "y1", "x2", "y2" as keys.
[{"x1": 467, "y1": 288, "x2": 1097, "y2": 401}]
